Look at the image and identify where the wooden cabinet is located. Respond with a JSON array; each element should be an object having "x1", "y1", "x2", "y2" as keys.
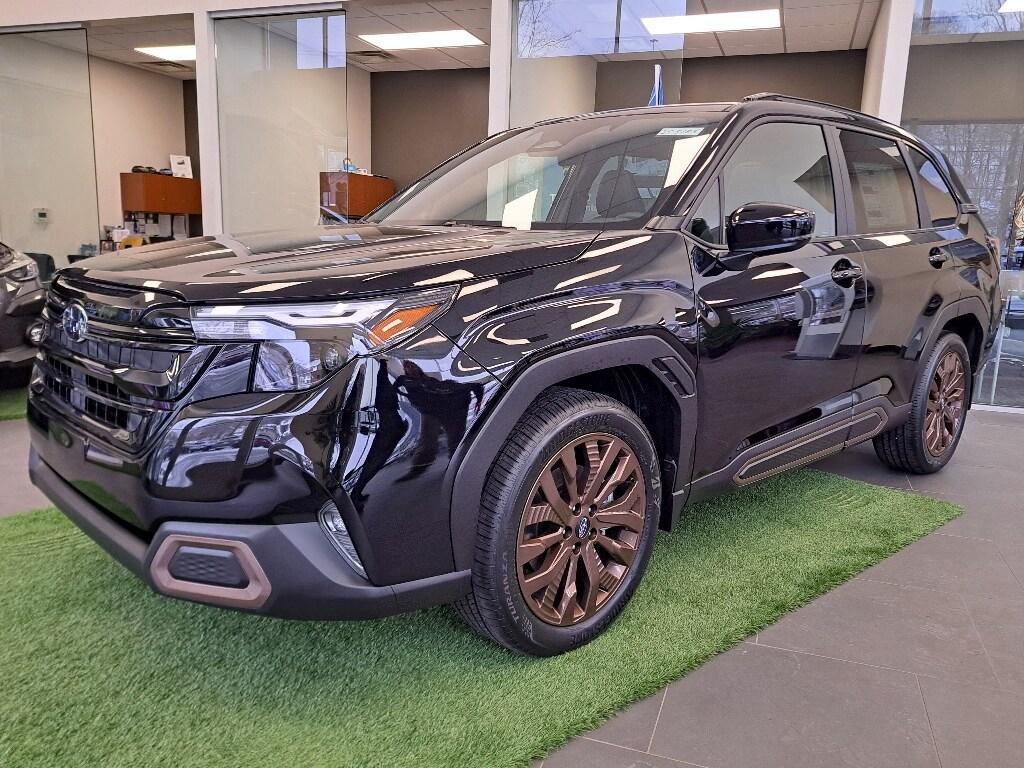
[
  {"x1": 320, "y1": 172, "x2": 396, "y2": 219},
  {"x1": 120, "y1": 173, "x2": 202, "y2": 216}
]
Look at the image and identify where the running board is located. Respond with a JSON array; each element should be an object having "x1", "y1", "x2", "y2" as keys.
[{"x1": 734, "y1": 406, "x2": 888, "y2": 486}]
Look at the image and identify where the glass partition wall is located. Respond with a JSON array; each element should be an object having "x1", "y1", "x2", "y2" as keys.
[
  {"x1": 903, "y1": 0, "x2": 1024, "y2": 407},
  {"x1": 215, "y1": 11, "x2": 348, "y2": 233},
  {"x1": 0, "y1": 29, "x2": 99, "y2": 266}
]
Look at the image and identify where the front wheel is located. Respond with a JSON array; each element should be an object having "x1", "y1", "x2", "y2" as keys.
[
  {"x1": 873, "y1": 333, "x2": 971, "y2": 474},
  {"x1": 455, "y1": 386, "x2": 660, "y2": 656}
]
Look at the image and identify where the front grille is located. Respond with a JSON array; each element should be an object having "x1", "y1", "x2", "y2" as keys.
[{"x1": 34, "y1": 276, "x2": 212, "y2": 452}]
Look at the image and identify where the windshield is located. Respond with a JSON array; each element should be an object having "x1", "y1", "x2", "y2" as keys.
[{"x1": 366, "y1": 111, "x2": 722, "y2": 231}]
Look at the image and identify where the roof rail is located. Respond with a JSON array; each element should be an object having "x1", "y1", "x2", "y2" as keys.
[{"x1": 742, "y1": 92, "x2": 837, "y2": 108}]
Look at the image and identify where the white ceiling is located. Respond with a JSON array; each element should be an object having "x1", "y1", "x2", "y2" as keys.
[{"x1": 78, "y1": 0, "x2": 888, "y2": 79}]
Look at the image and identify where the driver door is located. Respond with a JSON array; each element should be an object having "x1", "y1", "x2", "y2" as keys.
[{"x1": 685, "y1": 120, "x2": 867, "y2": 486}]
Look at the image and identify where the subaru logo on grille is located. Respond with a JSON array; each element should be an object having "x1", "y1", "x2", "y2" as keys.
[{"x1": 62, "y1": 302, "x2": 89, "y2": 343}]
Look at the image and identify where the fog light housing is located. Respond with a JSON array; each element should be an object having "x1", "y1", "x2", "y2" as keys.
[
  {"x1": 26, "y1": 320, "x2": 45, "y2": 346},
  {"x1": 318, "y1": 500, "x2": 367, "y2": 579}
]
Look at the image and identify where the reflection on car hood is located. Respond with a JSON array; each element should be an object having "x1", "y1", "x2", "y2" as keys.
[{"x1": 61, "y1": 224, "x2": 602, "y2": 302}]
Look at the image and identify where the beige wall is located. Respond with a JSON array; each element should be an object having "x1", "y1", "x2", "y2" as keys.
[
  {"x1": 371, "y1": 68, "x2": 489, "y2": 190},
  {"x1": 678, "y1": 50, "x2": 867, "y2": 109},
  {"x1": 595, "y1": 61, "x2": 682, "y2": 112},
  {"x1": 347, "y1": 64, "x2": 372, "y2": 170},
  {"x1": 903, "y1": 41, "x2": 1024, "y2": 122},
  {"x1": 90, "y1": 56, "x2": 186, "y2": 228}
]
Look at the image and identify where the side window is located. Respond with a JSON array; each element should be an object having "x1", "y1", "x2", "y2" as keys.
[
  {"x1": 839, "y1": 131, "x2": 919, "y2": 233},
  {"x1": 688, "y1": 179, "x2": 722, "y2": 244},
  {"x1": 908, "y1": 148, "x2": 959, "y2": 227},
  {"x1": 722, "y1": 122, "x2": 836, "y2": 237}
]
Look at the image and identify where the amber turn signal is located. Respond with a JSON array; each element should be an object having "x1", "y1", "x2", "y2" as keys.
[{"x1": 369, "y1": 303, "x2": 442, "y2": 344}]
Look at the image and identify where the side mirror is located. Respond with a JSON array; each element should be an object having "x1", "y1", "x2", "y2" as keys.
[{"x1": 721, "y1": 202, "x2": 815, "y2": 270}]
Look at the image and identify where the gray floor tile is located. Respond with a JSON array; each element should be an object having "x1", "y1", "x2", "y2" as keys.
[
  {"x1": 862, "y1": 532, "x2": 1023, "y2": 599},
  {"x1": 900, "y1": 460, "x2": 1018, "y2": 501},
  {"x1": 757, "y1": 578, "x2": 998, "y2": 688},
  {"x1": 648, "y1": 644, "x2": 937, "y2": 768},
  {"x1": 585, "y1": 690, "x2": 666, "y2": 752},
  {"x1": 918, "y1": 676, "x2": 1024, "y2": 768},
  {"x1": 963, "y1": 592, "x2": 1024, "y2": 695},
  {"x1": 950, "y1": 419, "x2": 1024, "y2": 471},
  {"x1": 936, "y1": 490, "x2": 1024, "y2": 546},
  {"x1": 0, "y1": 419, "x2": 48, "y2": 517},
  {"x1": 963, "y1": 408, "x2": 1024, "y2": 429},
  {"x1": 543, "y1": 738, "x2": 701, "y2": 768},
  {"x1": 998, "y1": 541, "x2": 1024, "y2": 587}
]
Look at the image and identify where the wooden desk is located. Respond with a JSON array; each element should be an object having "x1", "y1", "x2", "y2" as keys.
[
  {"x1": 120, "y1": 173, "x2": 201, "y2": 216},
  {"x1": 320, "y1": 171, "x2": 396, "y2": 219}
]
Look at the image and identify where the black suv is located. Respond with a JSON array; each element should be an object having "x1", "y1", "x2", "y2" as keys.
[{"x1": 28, "y1": 95, "x2": 1000, "y2": 656}]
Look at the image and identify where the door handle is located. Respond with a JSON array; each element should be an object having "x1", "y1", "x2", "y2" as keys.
[
  {"x1": 830, "y1": 262, "x2": 863, "y2": 286},
  {"x1": 928, "y1": 247, "x2": 950, "y2": 267}
]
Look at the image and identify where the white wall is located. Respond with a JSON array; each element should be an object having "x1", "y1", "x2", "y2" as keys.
[
  {"x1": 509, "y1": 55, "x2": 596, "y2": 127},
  {"x1": 0, "y1": 32, "x2": 97, "y2": 263},
  {"x1": 347, "y1": 64, "x2": 371, "y2": 170},
  {"x1": 89, "y1": 56, "x2": 186, "y2": 227}
]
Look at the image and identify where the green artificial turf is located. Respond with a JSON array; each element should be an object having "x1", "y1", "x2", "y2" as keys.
[
  {"x1": 0, "y1": 387, "x2": 26, "y2": 421},
  {"x1": 0, "y1": 470, "x2": 959, "y2": 768}
]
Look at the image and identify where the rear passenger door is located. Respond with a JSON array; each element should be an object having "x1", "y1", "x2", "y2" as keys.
[{"x1": 835, "y1": 129, "x2": 963, "y2": 407}]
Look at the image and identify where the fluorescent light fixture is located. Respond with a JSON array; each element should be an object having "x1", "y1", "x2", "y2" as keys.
[
  {"x1": 135, "y1": 45, "x2": 196, "y2": 61},
  {"x1": 998, "y1": 0, "x2": 1024, "y2": 11},
  {"x1": 642, "y1": 9, "x2": 781, "y2": 35},
  {"x1": 358, "y1": 29, "x2": 484, "y2": 50}
]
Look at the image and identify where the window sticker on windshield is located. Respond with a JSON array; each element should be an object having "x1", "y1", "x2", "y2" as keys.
[{"x1": 657, "y1": 127, "x2": 705, "y2": 137}]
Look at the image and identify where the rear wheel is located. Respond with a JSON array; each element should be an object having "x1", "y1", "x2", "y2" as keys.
[
  {"x1": 873, "y1": 334, "x2": 970, "y2": 474},
  {"x1": 455, "y1": 386, "x2": 660, "y2": 656}
]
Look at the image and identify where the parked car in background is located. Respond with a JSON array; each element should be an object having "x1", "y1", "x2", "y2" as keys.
[
  {"x1": 0, "y1": 242, "x2": 46, "y2": 383},
  {"x1": 27, "y1": 95, "x2": 1000, "y2": 656}
]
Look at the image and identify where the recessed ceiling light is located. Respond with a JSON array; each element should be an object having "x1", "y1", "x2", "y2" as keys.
[
  {"x1": 135, "y1": 45, "x2": 197, "y2": 61},
  {"x1": 641, "y1": 9, "x2": 781, "y2": 35},
  {"x1": 998, "y1": 0, "x2": 1024, "y2": 11},
  {"x1": 358, "y1": 30, "x2": 484, "y2": 50}
]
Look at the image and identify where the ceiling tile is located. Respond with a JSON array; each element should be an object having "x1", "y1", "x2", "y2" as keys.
[
  {"x1": 347, "y1": 16, "x2": 404, "y2": 35},
  {"x1": 368, "y1": 3, "x2": 438, "y2": 16},
  {"x1": 439, "y1": 8, "x2": 492, "y2": 28},
  {"x1": 682, "y1": 46, "x2": 722, "y2": 58},
  {"x1": 784, "y1": 4, "x2": 860, "y2": 27},
  {"x1": 384, "y1": 10, "x2": 453, "y2": 31},
  {"x1": 785, "y1": 0, "x2": 861, "y2": 7},
  {"x1": 851, "y1": 25, "x2": 872, "y2": 48},
  {"x1": 785, "y1": 37, "x2": 852, "y2": 52},
  {"x1": 429, "y1": 0, "x2": 491, "y2": 10},
  {"x1": 702, "y1": 0, "x2": 781, "y2": 11},
  {"x1": 721, "y1": 42, "x2": 787, "y2": 55},
  {"x1": 717, "y1": 28, "x2": 785, "y2": 50},
  {"x1": 785, "y1": 24, "x2": 855, "y2": 47}
]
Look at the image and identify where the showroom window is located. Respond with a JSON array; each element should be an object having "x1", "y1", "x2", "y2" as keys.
[
  {"x1": 908, "y1": 148, "x2": 959, "y2": 228},
  {"x1": 839, "y1": 131, "x2": 919, "y2": 234},
  {"x1": 722, "y1": 122, "x2": 836, "y2": 237}
]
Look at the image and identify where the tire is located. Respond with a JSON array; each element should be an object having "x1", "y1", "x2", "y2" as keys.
[
  {"x1": 873, "y1": 333, "x2": 971, "y2": 474},
  {"x1": 455, "y1": 386, "x2": 660, "y2": 656}
]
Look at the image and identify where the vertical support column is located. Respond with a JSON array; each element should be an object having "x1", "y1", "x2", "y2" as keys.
[
  {"x1": 194, "y1": 10, "x2": 223, "y2": 234},
  {"x1": 860, "y1": 0, "x2": 914, "y2": 124},
  {"x1": 488, "y1": 0, "x2": 512, "y2": 135}
]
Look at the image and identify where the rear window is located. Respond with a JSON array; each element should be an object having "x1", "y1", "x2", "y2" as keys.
[{"x1": 839, "y1": 131, "x2": 919, "y2": 234}]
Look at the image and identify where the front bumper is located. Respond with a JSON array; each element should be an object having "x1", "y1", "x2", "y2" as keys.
[{"x1": 30, "y1": 449, "x2": 470, "y2": 619}]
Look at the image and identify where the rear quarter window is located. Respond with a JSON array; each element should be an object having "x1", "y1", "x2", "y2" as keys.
[{"x1": 839, "y1": 131, "x2": 919, "y2": 234}]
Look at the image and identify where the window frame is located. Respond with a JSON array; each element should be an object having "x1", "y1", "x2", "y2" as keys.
[{"x1": 681, "y1": 116, "x2": 848, "y2": 250}]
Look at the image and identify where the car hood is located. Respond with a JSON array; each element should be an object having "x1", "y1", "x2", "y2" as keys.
[{"x1": 62, "y1": 224, "x2": 601, "y2": 302}]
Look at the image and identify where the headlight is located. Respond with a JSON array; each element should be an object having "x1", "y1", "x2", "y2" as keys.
[
  {"x1": 4, "y1": 257, "x2": 38, "y2": 283},
  {"x1": 190, "y1": 287, "x2": 454, "y2": 392}
]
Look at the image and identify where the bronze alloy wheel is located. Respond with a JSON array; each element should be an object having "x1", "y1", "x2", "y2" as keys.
[
  {"x1": 924, "y1": 350, "x2": 966, "y2": 457},
  {"x1": 516, "y1": 433, "x2": 647, "y2": 626}
]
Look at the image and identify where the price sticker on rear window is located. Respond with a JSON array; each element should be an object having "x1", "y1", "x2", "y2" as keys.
[{"x1": 657, "y1": 127, "x2": 705, "y2": 136}]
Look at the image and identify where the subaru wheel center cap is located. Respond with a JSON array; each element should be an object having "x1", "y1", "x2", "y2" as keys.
[{"x1": 576, "y1": 517, "x2": 591, "y2": 539}]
